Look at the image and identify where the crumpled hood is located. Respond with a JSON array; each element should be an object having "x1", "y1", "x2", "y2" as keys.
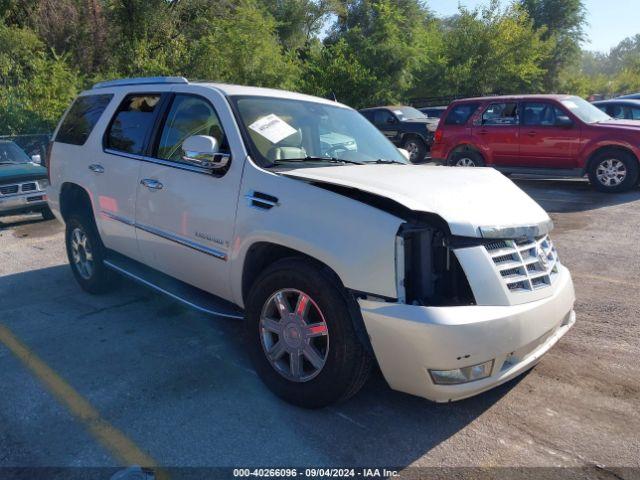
[{"x1": 283, "y1": 164, "x2": 551, "y2": 238}]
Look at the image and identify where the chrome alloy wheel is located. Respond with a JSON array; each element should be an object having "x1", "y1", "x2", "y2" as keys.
[
  {"x1": 70, "y1": 227, "x2": 94, "y2": 280},
  {"x1": 455, "y1": 157, "x2": 476, "y2": 167},
  {"x1": 404, "y1": 141, "x2": 419, "y2": 162},
  {"x1": 259, "y1": 289, "x2": 329, "y2": 382},
  {"x1": 596, "y1": 158, "x2": 627, "y2": 187}
]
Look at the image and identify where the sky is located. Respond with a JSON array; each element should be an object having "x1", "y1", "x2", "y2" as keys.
[{"x1": 427, "y1": 0, "x2": 638, "y2": 52}]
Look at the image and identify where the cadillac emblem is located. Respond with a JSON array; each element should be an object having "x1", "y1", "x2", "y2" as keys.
[{"x1": 537, "y1": 246, "x2": 550, "y2": 268}]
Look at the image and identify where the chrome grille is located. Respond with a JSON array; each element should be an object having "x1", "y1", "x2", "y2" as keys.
[
  {"x1": 0, "y1": 184, "x2": 19, "y2": 195},
  {"x1": 485, "y1": 235, "x2": 559, "y2": 293},
  {"x1": 0, "y1": 181, "x2": 41, "y2": 196}
]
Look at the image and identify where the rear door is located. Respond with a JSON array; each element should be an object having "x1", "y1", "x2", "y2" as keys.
[
  {"x1": 473, "y1": 102, "x2": 520, "y2": 166},
  {"x1": 372, "y1": 109, "x2": 401, "y2": 144},
  {"x1": 134, "y1": 85, "x2": 244, "y2": 300},
  {"x1": 98, "y1": 91, "x2": 168, "y2": 260},
  {"x1": 519, "y1": 101, "x2": 580, "y2": 168}
]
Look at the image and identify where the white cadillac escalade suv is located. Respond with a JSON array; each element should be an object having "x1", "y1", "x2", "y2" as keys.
[{"x1": 47, "y1": 77, "x2": 576, "y2": 408}]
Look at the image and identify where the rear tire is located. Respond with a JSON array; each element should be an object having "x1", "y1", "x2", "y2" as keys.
[
  {"x1": 65, "y1": 214, "x2": 115, "y2": 294},
  {"x1": 588, "y1": 149, "x2": 639, "y2": 193},
  {"x1": 449, "y1": 149, "x2": 485, "y2": 167},
  {"x1": 245, "y1": 258, "x2": 372, "y2": 408}
]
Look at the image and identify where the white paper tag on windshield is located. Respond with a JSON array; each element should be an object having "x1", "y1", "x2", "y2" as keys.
[{"x1": 248, "y1": 114, "x2": 297, "y2": 144}]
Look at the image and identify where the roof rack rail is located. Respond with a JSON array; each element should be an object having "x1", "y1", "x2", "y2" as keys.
[{"x1": 93, "y1": 76, "x2": 189, "y2": 89}]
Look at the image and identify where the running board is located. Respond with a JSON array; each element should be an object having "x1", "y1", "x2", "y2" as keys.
[{"x1": 104, "y1": 252, "x2": 244, "y2": 320}]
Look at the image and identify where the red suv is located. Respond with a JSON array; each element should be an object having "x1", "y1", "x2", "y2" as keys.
[{"x1": 431, "y1": 94, "x2": 640, "y2": 192}]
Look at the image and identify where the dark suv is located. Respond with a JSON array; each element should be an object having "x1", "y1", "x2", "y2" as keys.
[
  {"x1": 431, "y1": 94, "x2": 640, "y2": 192},
  {"x1": 360, "y1": 106, "x2": 432, "y2": 162}
]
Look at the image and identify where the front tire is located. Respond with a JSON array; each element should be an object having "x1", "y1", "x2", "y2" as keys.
[
  {"x1": 588, "y1": 150, "x2": 639, "y2": 193},
  {"x1": 65, "y1": 214, "x2": 115, "y2": 294},
  {"x1": 402, "y1": 135, "x2": 427, "y2": 163},
  {"x1": 245, "y1": 258, "x2": 372, "y2": 408},
  {"x1": 41, "y1": 206, "x2": 56, "y2": 221}
]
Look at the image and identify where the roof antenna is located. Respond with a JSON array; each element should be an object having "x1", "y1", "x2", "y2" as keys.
[{"x1": 330, "y1": 92, "x2": 338, "y2": 102}]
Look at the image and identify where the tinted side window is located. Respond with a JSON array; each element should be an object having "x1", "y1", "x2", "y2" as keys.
[
  {"x1": 522, "y1": 102, "x2": 568, "y2": 126},
  {"x1": 106, "y1": 94, "x2": 162, "y2": 154},
  {"x1": 607, "y1": 104, "x2": 626, "y2": 119},
  {"x1": 56, "y1": 94, "x2": 113, "y2": 145},
  {"x1": 445, "y1": 103, "x2": 479, "y2": 125},
  {"x1": 374, "y1": 110, "x2": 394, "y2": 125},
  {"x1": 157, "y1": 94, "x2": 228, "y2": 162},
  {"x1": 631, "y1": 107, "x2": 640, "y2": 120},
  {"x1": 482, "y1": 103, "x2": 518, "y2": 125}
]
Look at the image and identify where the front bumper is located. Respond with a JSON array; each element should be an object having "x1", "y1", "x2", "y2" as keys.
[
  {"x1": 0, "y1": 191, "x2": 48, "y2": 216},
  {"x1": 359, "y1": 265, "x2": 575, "y2": 402}
]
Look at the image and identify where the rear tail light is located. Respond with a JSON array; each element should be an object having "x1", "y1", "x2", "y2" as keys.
[
  {"x1": 45, "y1": 141, "x2": 53, "y2": 183},
  {"x1": 434, "y1": 129, "x2": 443, "y2": 143}
]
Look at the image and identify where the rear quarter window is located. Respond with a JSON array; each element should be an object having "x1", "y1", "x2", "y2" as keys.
[
  {"x1": 444, "y1": 103, "x2": 480, "y2": 126},
  {"x1": 55, "y1": 94, "x2": 113, "y2": 145}
]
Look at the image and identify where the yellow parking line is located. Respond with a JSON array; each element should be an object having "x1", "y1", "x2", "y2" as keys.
[{"x1": 0, "y1": 324, "x2": 168, "y2": 480}]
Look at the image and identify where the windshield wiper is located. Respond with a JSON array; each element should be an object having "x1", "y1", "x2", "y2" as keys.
[
  {"x1": 374, "y1": 159, "x2": 405, "y2": 164},
  {"x1": 275, "y1": 156, "x2": 365, "y2": 166}
]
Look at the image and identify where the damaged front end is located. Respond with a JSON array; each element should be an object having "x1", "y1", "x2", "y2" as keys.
[{"x1": 396, "y1": 223, "x2": 476, "y2": 307}]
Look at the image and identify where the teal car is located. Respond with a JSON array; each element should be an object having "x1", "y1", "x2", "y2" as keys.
[{"x1": 0, "y1": 140, "x2": 54, "y2": 220}]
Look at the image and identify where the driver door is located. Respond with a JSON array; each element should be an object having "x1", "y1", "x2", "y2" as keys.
[
  {"x1": 373, "y1": 109, "x2": 401, "y2": 144},
  {"x1": 134, "y1": 87, "x2": 243, "y2": 300}
]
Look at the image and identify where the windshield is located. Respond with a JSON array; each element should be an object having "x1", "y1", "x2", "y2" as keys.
[
  {"x1": 231, "y1": 96, "x2": 408, "y2": 168},
  {"x1": 560, "y1": 96, "x2": 611, "y2": 124},
  {"x1": 393, "y1": 107, "x2": 427, "y2": 121},
  {"x1": 0, "y1": 142, "x2": 32, "y2": 164}
]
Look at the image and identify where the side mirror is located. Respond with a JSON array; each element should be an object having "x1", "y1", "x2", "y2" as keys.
[
  {"x1": 181, "y1": 135, "x2": 229, "y2": 171},
  {"x1": 387, "y1": 117, "x2": 398, "y2": 124},
  {"x1": 556, "y1": 116, "x2": 573, "y2": 128},
  {"x1": 398, "y1": 148, "x2": 410, "y2": 161},
  {"x1": 31, "y1": 154, "x2": 42, "y2": 164}
]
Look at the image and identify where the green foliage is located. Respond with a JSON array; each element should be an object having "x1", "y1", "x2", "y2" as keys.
[
  {"x1": 0, "y1": 23, "x2": 79, "y2": 134},
  {"x1": 433, "y1": 1, "x2": 552, "y2": 97},
  {"x1": 0, "y1": 0, "x2": 637, "y2": 135},
  {"x1": 519, "y1": 0, "x2": 586, "y2": 89},
  {"x1": 183, "y1": 1, "x2": 300, "y2": 88}
]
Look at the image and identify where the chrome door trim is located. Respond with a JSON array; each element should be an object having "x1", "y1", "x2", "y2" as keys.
[
  {"x1": 103, "y1": 260, "x2": 242, "y2": 319},
  {"x1": 135, "y1": 221, "x2": 228, "y2": 261},
  {"x1": 100, "y1": 210, "x2": 227, "y2": 260},
  {"x1": 103, "y1": 148, "x2": 214, "y2": 175},
  {"x1": 100, "y1": 210, "x2": 135, "y2": 226}
]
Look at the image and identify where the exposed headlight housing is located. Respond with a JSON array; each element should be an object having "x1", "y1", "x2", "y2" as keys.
[{"x1": 429, "y1": 360, "x2": 494, "y2": 385}]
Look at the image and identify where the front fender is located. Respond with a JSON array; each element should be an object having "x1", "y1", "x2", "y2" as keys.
[{"x1": 229, "y1": 162, "x2": 404, "y2": 307}]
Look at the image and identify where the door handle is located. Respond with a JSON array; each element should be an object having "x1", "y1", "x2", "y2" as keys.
[
  {"x1": 527, "y1": 131, "x2": 537, "y2": 137},
  {"x1": 88, "y1": 164, "x2": 104, "y2": 174},
  {"x1": 140, "y1": 179, "x2": 163, "y2": 190},
  {"x1": 478, "y1": 129, "x2": 489, "y2": 135}
]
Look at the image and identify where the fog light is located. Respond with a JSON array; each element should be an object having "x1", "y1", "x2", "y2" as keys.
[{"x1": 429, "y1": 360, "x2": 494, "y2": 385}]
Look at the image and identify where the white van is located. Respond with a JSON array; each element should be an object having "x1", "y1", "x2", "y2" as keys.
[{"x1": 47, "y1": 77, "x2": 575, "y2": 408}]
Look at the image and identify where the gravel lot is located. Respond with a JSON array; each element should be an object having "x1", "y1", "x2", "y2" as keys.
[{"x1": 0, "y1": 176, "x2": 638, "y2": 478}]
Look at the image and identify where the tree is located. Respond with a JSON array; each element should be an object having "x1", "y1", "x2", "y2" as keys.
[
  {"x1": 0, "y1": 23, "x2": 79, "y2": 134},
  {"x1": 433, "y1": 1, "x2": 551, "y2": 97},
  {"x1": 519, "y1": 0, "x2": 587, "y2": 90},
  {"x1": 182, "y1": 0, "x2": 300, "y2": 88},
  {"x1": 306, "y1": 0, "x2": 432, "y2": 107}
]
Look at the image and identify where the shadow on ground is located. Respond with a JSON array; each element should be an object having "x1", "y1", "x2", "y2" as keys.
[
  {"x1": 512, "y1": 177, "x2": 640, "y2": 214},
  {"x1": 0, "y1": 265, "x2": 523, "y2": 468}
]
